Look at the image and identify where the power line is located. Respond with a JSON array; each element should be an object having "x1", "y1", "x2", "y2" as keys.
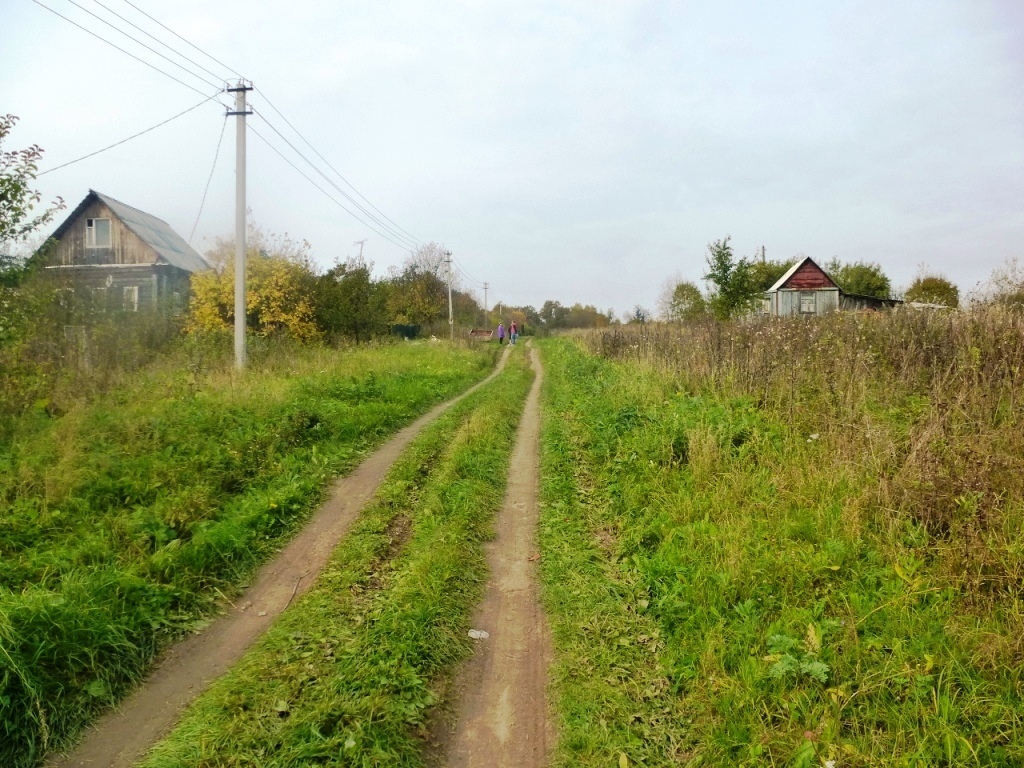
[
  {"x1": 254, "y1": 88, "x2": 424, "y2": 247},
  {"x1": 249, "y1": 106, "x2": 421, "y2": 250},
  {"x1": 453, "y1": 256, "x2": 484, "y2": 286},
  {"x1": 249, "y1": 105, "x2": 420, "y2": 250},
  {"x1": 247, "y1": 123, "x2": 417, "y2": 252},
  {"x1": 38, "y1": 91, "x2": 223, "y2": 176},
  {"x1": 33, "y1": 0, "x2": 212, "y2": 97},
  {"x1": 90, "y1": 0, "x2": 229, "y2": 83},
  {"x1": 63, "y1": 0, "x2": 223, "y2": 90},
  {"x1": 117, "y1": 0, "x2": 244, "y2": 80},
  {"x1": 189, "y1": 113, "x2": 229, "y2": 244}
]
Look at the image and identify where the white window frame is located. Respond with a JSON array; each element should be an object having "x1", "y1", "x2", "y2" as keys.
[
  {"x1": 85, "y1": 218, "x2": 111, "y2": 248},
  {"x1": 123, "y1": 285, "x2": 139, "y2": 312},
  {"x1": 799, "y1": 291, "x2": 817, "y2": 314}
]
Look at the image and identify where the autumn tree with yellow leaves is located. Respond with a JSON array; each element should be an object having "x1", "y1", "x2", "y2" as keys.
[{"x1": 186, "y1": 224, "x2": 320, "y2": 342}]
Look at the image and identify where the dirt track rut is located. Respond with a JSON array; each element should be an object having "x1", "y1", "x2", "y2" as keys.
[{"x1": 437, "y1": 344, "x2": 552, "y2": 768}]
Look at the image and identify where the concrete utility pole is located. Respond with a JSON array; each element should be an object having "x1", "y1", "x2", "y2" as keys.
[
  {"x1": 227, "y1": 81, "x2": 253, "y2": 370},
  {"x1": 353, "y1": 239, "x2": 367, "y2": 263},
  {"x1": 483, "y1": 281, "x2": 489, "y2": 313},
  {"x1": 444, "y1": 250, "x2": 454, "y2": 340}
]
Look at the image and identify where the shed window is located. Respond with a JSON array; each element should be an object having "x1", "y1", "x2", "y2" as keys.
[
  {"x1": 123, "y1": 285, "x2": 139, "y2": 312},
  {"x1": 86, "y1": 218, "x2": 111, "y2": 248},
  {"x1": 799, "y1": 291, "x2": 816, "y2": 314}
]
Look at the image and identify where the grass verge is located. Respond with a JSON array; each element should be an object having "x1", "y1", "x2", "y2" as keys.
[
  {"x1": 538, "y1": 331, "x2": 1023, "y2": 767},
  {"x1": 0, "y1": 340, "x2": 495, "y2": 767},
  {"x1": 138, "y1": 345, "x2": 533, "y2": 767}
]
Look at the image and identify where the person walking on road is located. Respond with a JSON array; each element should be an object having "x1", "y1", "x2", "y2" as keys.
[
  {"x1": 497, "y1": 322, "x2": 506, "y2": 345},
  {"x1": 509, "y1": 321, "x2": 518, "y2": 345}
]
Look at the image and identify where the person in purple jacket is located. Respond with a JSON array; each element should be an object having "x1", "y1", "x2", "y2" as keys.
[{"x1": 497, "y1": 322, "x2": 505, "y2": 345}]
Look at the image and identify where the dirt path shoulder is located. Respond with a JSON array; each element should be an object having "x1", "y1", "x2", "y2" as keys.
[
  {"x1": 435, "y1": 343, "x2": 553, "y2": 768},
  {"x1": 47, "y1": 346, "x2": 511, "y2": 768}
]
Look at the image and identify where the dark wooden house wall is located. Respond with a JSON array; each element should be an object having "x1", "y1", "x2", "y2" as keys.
[
  {"x1": 46, "y1": 199, "x2": 194, "y2": 312},
  {"x1": 51, "y1": 199, "x2": 157, "y2": 267}
]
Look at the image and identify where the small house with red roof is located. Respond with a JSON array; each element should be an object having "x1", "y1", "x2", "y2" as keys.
[{"x1": 764, "y1": 256, "x2": 900, "y2": 316}]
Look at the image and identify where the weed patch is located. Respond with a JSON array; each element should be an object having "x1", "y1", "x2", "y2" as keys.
[
  {"x1": 0, "y1": 340, "x2": 495, "y2": 767},
  {"x1": 539, "y1": 319, "x2": 1024, "y2": 767}
]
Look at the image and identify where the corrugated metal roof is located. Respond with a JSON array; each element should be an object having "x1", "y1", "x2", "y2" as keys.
[
  {"x1": 93, "y1": 191, "x2": 209, "y2": 273},
  {"x1": 50, "y1": 190, "x2": 209, "y2": 273}
]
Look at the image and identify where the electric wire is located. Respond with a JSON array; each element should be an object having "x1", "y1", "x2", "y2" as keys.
[
  {"x1": 247, "y1": 123, "x2": 417, "y2": 252},
  {"x1": 63, "y1": 0, "x2": 223, "y2": 90},
  {"x1": 247, "y1": 103, "x2": 419, "y2": 247},
  {"x1": 249, "y1": 106, "x2": 421, "y2": 250},
  {"x1": 118, "y1": 0, "x2": 245, "y2": 80},
  {"x1": 38, "y1": 91, "x2": 223, "y2": 176},
  {"x1": 189, "y1": 114, "x2": 229, "y2": 244},
  {"x1": 453, "y1": 256, "x2": 484, "y2": 286},
  {"x1": 90, "y1": 0, "x2": 229, "y2": 84},
  {"x1": 33, "y1": 0, "x2": 212, "y2": 97},
  {"x1": 253, "y1": 88, "x2": 424, "y2": 246}
]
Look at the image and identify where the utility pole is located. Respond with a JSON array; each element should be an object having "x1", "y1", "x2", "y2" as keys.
[
  {"x1": 444, "y1": 250, "x2": 454, "y2": 340},
  {"x1": 353, "y1": 238, "x2": 367, "y2": 263},
  {"x1": 227, "y1": 80, "x2": 252, "y2": 370},
  {"x1": 483, "y1": 281, "x2": 489, "y2": 314},
  {"x1": 760, "y1": 245, "x2": 766, "y2": 263}
]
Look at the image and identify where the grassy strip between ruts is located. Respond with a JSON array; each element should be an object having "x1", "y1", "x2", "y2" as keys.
[
  {"x1": 0, "y1": 340, "x2": 496, "y2": 768},
  {"x1": 139, "y1": 344, "x2": 533, "y2": 767},
  {"x1": 538, "y1": 335, "x2": 1023, "y2": 767}
]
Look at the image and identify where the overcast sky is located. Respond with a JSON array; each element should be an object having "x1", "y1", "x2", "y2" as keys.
[{"x1": 4, "y1": 0, "x2": 1022, "y2": 314}]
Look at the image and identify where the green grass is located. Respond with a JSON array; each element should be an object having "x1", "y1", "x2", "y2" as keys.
[
  {"x1": 0, "y1": 339, "x2": 496, "y2": 767},
  {"x1": 538, "y1": 334, "x2": 1024, "y2": 767},
  {"x1": 139, "y1": 344, "x2": 534, "y2": 767}
]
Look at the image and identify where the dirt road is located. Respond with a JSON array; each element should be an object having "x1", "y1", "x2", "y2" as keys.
[
  {"x1": 436, "y1": 344, "x2": 553, "y2": 768},
  {"x1": 46, "y1": 347, "x2": 511, "y2": 768}
]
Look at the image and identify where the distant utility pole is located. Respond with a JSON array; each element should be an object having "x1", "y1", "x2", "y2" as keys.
[
  {"x1": 444, "y1": 250, "x2": 454, "y2": 340},
  {"x1": 483, "y1": 281, "x2": 489, "y2": 313},
  {"x1": 760, "y1": 245, "x2": 766, "y2": 263},
  {"x1": 353, "y1": 239, "x2": 367, "y2": 263},
  {"x1": 227, "y1": 80, "x2": 253, "y2": 370}
]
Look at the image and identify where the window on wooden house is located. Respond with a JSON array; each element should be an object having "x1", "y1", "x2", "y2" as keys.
[
  {"x1": 799, "y1": 291, "x2": 817, "y2": 314},
  {"x1": 123, "y1": 285, "x2": 139, "y2": 312},
  {"x1": 85, "y1": 218, "x2": 111, "y2": 248}
]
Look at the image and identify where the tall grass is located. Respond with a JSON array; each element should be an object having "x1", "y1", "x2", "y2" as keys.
[
  {"x1": 0, "y1": 338, "x2": 495, "y2": 767},
  {"x1": 538, "y1": 307, "x2": 1024, "y2": 766}
]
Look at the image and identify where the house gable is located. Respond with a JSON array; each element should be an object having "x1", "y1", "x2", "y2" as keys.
[
  {"x1": 47, "y1": 190, "x2": 208, "y2": 273},
  {"x1": 769, "y1": 256, "x2": 838, "y2": 292}
]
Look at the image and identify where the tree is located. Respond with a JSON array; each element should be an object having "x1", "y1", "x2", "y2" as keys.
[
  {"x1": 1, "y1": 115, "x2": 64, "y2": 288},
  {"x1": 186, "y1": 224, "x2": 320, "y2": 341},
  {"x1": 703, "y1": 237, "x2": 760, "y2": 319},
  {"x1": 749, "y1": 258, "x2": 795, "y2": 292},
  {"x1": 539, "y1": 300, "x2": 568, "y2": 329},
  {"x1": 386, "y1": 242, "x2": 451, "y2": 327},
  {"x1": 987, "y1": 257, "x2": 1024, "y2": 310},
  {"x1": 314, "y1": 255, "x2": 388, "y2": 341},
  {"x1": 658, "y1": 278, "x2": 707, "y2": 323},
  {"x1": 626, "y1": 305, "x2": 651, "y2": 324},
  {"x1": 826, "y1": 258, "x2": 891, "y2": 299},
  {"x1": 904, "y1": 274, "x2": 959, "y2": 307},
  {"x1": 0, "y1": 115, "x2": 64, "y2": 247}
]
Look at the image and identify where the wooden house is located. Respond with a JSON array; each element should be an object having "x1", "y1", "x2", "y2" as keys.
[
  {"x1": 764, "y1": 255, "x2": 900, "y2": 316},
  {"x1": 43, "y1": 190, "x2": 208, "y2": 311}
]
